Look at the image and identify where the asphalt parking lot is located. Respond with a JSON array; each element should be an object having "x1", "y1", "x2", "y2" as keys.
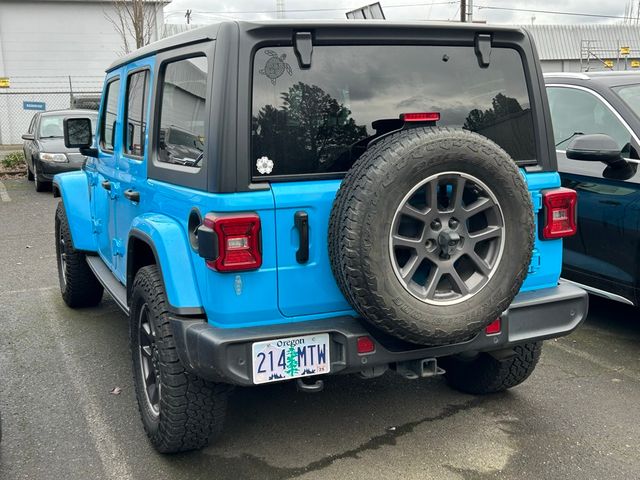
[{"x1": 0, "y1": 176, "x2": 639, "y2": 480}]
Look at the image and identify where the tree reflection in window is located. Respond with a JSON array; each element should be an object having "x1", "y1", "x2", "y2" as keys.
[{"x1": 252, "y1": 82, "x2": 368, "y2": 175}]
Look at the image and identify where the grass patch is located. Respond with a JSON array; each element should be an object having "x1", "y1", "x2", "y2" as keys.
[{"x1": 1, "y1": 151, "x2": 25, "y2": 169}]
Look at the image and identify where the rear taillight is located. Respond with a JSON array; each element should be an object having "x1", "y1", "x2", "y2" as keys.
[
  {"x1": 541, "y1": 188, "x2": 577, "y2": 240},
  {"x1": 202, "y1": 213, "x2": 262, "y2": 272}
]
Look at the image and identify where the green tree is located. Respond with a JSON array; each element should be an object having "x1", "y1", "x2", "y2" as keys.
[{"x1": 284, "y1": 345, "x2": 299, "y2": 377}]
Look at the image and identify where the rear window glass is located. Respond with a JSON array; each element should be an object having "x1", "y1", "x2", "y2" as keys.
[{"x1": 251, "y1": 45, "x2": 535, "y2": 178}]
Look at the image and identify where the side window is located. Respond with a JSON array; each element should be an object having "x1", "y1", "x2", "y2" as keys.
[
  {"x1": 100, "y1": 78, "x2": 121, "y2": 152},
  {"x1": 124, "y1": 70, "x2": 149, "y2": 157},
  {"x1": 547, "y1": 86, "x2": 631, "y2": 151},
  {"x1": 157, "y1": 56, "x2": 207, "y2": 168}
]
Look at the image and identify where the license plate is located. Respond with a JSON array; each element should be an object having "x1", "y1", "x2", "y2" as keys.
[{"x1": 251, "y1": 333, "x2": 330, "y2": 384}]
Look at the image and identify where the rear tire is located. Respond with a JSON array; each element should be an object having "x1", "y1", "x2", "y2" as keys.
[
  {"x1": 130, "y1": 265, "x2": 232, "y2": 453},
  {"x1": 441, "y1": 342, "x2": 542, "y2": 394},
  {"x1": 55, "y1": 202, "x2": 103, "y2": 308}
]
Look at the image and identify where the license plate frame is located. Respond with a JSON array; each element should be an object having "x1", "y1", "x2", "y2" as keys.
[{"x1": 251, "y1": 333, "x2": 330, "y2": 384}]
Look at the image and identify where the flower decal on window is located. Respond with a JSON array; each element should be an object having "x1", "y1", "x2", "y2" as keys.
[{"x1": 256, "y1": 156, "x2": 274, "y2": 174}]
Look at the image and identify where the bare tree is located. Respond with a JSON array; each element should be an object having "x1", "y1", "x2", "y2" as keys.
[{"x1": 104, "y1": 0, "x2": 163, "y2": 55}]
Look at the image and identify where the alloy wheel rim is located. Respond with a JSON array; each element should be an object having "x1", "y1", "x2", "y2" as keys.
[
  {"x1": 389, "y1": 171, "x2": 505, "y2": 306},
  {"x1": 59, "y1": 228, "x2": 67, "y2": 286},
  {"x1": 138, "y1": 304, "x2": 161, "y2": 416}
]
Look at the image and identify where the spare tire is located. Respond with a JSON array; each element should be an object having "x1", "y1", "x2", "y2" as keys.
[{"x1": 329, "y1": 127, "x2": 534, "y2": 345}]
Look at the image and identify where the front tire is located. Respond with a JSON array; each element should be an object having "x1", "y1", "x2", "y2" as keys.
[
  {"x1": 27, "y1": 163, "x2": 34, "y2": 181},
  {"x1": 130, "y1": 265, "x2": 231, "y2": 453},
  {"x1": 34, "y1": 165, "x2": 49, "y2": 192},
  {"x1": 55, "y1": 202, "x2": 103, "y2": 308},
  {"x1": 441, "y1": 342, "x2": 542, "y2": 394}
]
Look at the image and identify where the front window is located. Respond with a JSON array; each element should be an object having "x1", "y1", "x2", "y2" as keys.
[
  {"x1": 547, "y1": 86, "x2": 631, "y2": 150},
  {"x1": 101, "y1": 79, "x2": 121, "y2": 151},
  {"x1": 251, "y1": 45, "x2": 535, "y2": 178},
  {"x1": 613, "y1": 83, "x2": 640, "y2": 118},
  {"x1": 40, "y1": 114, "x2": 96, "y2": 139}
]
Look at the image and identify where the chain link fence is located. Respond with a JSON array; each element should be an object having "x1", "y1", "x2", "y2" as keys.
[{"x1": 0, "y1": 76, "x2": 103, "y2": 146}]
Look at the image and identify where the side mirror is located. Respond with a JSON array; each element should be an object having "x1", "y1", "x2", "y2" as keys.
[
  {"x1": 22, "y1": 133, "x2": 34, "y2": 141},
  {"x1": 64, "y1": 117, "x2": 93, "y2": 148},
  {"x1": 566, "y1": 134, "x2": 623, "y2": 165}
]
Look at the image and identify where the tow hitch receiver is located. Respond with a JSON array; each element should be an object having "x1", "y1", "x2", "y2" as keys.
[
  {"x1": 396, "y1": 358, "x2": 445, "y2": 380},
  {"x1": 296, "y1": 378, "x2": 324, "y2": 393}
]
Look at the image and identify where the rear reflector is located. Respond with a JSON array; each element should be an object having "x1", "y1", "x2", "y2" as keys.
[
  {"x1": 400, "y1": 112, "x2": 440, "y2": 122},
  {"x1": 541, "y1": 188, "x2": 577, "y2": 239},
  {"x1": 485, "y1": 318, "x2": 501, "y2": 335},
  {"x1": 357, "y1": 336, "x2": 375, "y2": 354},
  {"x1": 203, "y1": 213, "x2": 262, "y2": 272}
]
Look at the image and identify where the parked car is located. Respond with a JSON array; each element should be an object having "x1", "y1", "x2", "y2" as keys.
[
  {"x1": 22, "y1": 109, "x2": 97, "y2": 191},
  {"x1": 545, "y1": 72, "x2": 640, "y2": 307},
  {"x1": 53, "y1": 21, "x2": 588, "y2": 454}
]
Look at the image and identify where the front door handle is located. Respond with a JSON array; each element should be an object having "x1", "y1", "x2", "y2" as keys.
[
  {"x1": 124, "y1": 189, "x2": 140, "y2": 203},
  {"x1": 101, "y1": 180, "x2": 111, "y2": 191},
  {"x1": 294, "y1": 211, "x2": 309, "y2": 264}
]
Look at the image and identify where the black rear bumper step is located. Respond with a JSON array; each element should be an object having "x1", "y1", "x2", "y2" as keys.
[{"x1": 170, "y1": 282, "x2": 588, "y2": 386}]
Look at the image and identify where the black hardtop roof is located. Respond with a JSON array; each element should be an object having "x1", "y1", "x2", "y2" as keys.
[{"x1": 107, "y1": 19, "x2": 526, "y2": 72}]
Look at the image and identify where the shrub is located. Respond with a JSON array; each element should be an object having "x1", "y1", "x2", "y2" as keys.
[{"x1": 1, "y1": 151, "x2": 25, "y2": 169}]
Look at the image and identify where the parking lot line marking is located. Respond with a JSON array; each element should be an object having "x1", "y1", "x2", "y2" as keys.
[
  {"x1": 0, "y1": 180, "x2": 11, "y2": 202},
  {"x1": 39, "y1": 290, "x2": 135, "y2": 480},
  {"x1": 549, "y1": 340, "x2": 640, "y2": 383},
  {"x1": 0, "y1": 286, "x2": 57, "y2": 296}
]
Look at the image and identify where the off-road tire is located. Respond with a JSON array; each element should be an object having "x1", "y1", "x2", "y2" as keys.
[
  {"x1": 441, "y1": 342, "x2": 543, "y2": 394},
  {"x1": 329, "y1": 127, "x2": 534, "y2": 345},
  {"x1": 55, "y1": 202, "x2": 103, "y2": 307},
  {"x1": 130, "y1": 265, "x2": 232, "y2": 453},
  {"x1": 34, "y1": 166, "x2": 49, "y2": 192}
]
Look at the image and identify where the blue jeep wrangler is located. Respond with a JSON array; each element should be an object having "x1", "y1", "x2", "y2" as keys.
[{"x1": 53, "y1": 21, "x2": 588, "y2": 453}]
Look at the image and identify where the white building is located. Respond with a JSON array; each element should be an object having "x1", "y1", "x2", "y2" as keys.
[{"x1": 0, "y1": 0, "x2": 169, "y2": 144}]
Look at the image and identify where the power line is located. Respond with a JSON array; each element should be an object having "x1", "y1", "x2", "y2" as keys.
[
  {"x1": 164, "y1": 2, "x2": 631, "y2": 22},
  {"x1": 475, "y1": 5, "x2": 630, "y2": 20},
  {"x1": 165, "y1": 2, "x2": 458, "y2": 16}
]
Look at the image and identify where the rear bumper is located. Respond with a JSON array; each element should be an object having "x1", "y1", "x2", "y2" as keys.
[{"x1": 171, "y1": 282, "x2": 588, "y2": 386}]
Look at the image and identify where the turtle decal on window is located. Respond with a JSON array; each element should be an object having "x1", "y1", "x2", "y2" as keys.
[{"x1": 259, "y1": 50, "x2": 293, "y2": 85}]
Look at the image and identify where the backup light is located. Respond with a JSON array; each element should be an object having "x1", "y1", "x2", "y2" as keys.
[{"x1": 541, "y1": 188, "x2": 577, "y2": 240}]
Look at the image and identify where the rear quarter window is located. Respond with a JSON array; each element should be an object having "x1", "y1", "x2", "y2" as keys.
[{"x1": 251, "y1": 45, "x2": 535, "y2": 178}]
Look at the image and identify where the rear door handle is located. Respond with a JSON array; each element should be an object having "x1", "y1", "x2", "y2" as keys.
[
  {"x1": 101, "y1": 180, "x2": 111, "y2": 191},
  {"x1": 294, "y1": 211, "x2": 309, "y2": 264},
  {"x1": 124, "y1": 189, "x2": 140, "y2": 203}
]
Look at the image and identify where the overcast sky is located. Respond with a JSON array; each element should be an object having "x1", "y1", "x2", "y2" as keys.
[{"x1": 164, "y1": 0, "x2": 635, "y2": 25}]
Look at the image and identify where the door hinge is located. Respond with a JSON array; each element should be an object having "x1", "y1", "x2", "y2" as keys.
[
  {"x1": 109, "y1": 182, "x2": 120, "y2": 200},
  {"x1": 474, "y1": 33, "x2": 492, "y2": 68},
  {"x1": 112, "y1": 238, "x2": 125, "y2": 257},
  {"x1": 528, "y1": 249, "x2": 541, "y2": 274},
  {"x1": 91, "y1": 217, "x2": 102, "y2": 234}
]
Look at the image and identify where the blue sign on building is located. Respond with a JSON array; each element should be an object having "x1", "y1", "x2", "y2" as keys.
[{"x1": 23, "y1": 101, "x2": 46, "y2": 111}]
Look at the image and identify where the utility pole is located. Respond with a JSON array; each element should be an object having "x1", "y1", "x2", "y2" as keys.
[
  {"x1": 467, "y1": 0, "x2": 473, "y2": 21},
  {"x1": 185, "y1": 9, "x2": 192, "y2": 24},
  {"x1": 460, "y1": 0, "x2": 466, "y2": 21}
]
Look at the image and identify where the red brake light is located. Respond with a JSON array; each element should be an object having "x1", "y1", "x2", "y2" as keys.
[
  {"x1": 356, "y1": 336, "x2": 375, "y2": 354},
  {"x1": 485, "y1": 318, "x2": 501, "y2": 335},
  {"x1": 203, "y1": 213, "x2": 262, "y2": 272},
  {"x1": 400, "y1": 112, "x2": 440, "y2": 122},
  {"x1": 541, "y1": 188, "x2": 577, "y2": 240}
]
